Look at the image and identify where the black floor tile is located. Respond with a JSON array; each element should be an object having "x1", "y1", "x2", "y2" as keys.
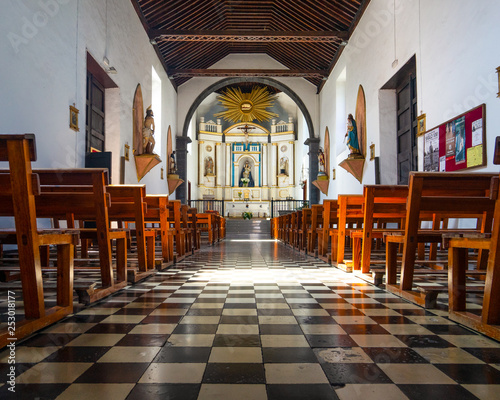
[
  {"x1": 44, "y1": 346, "x2": 111, "y2": 363},
  {"x1": 185, "y1": 309, "x2": 223, "y2": 316},
  {"x1": 394, "y1": 335, "x2": 454, "y2": 348},
  {"x1": 259, "y1": 324, "x2": 303, "y2": 335},
  {"x1": 257, "y1": 309, "x2": 293, "y2": 316},
  {"x1": 262, "y1": 347, "x2": 318, "y2": 363},
  {"x1": 140, "y1": 316, "x2": 183, "y2": 324},
  {"x1": 398, "y1": 384, "x2": 478, "y2": 400},
  {"x1": 339, "y1": 324, "x2": 390, "y2": 335},
  {"x1": 267, "y1": 384, "x2": 339, "y2": 400},
  {"x1": 420, "y1": 324, "x2": 477, "y2": 335},
  {"x1": 213, "y1": 334, "x2": 261, "y2": 347},
  {"x1": 0, "y1": 383, "x2": 69, "y2": 400},
  {"x1": 172, "y1": 324, "x2": 218, "y2": 334},
  {"x1": 296, "y1": 316, "x2": 337, "y2": 325},
  {"x1": 116, "y1": 334, "x2": 169, "y2": 347},
  {"x1": 463, "y1": 347, "x2": 500, "y2": 363},
  {"x1": 325, "y1": 309, "x2": 366, "y2": 316},
  {"x1": 152, "y1": 347, "x2": 211, "y2": 363},
  {"x1": 75, "y1": 362, "x2": 150, "y2": 383},
  {"x1": 369, "y1": 316, "x2": 416, "y2": 324},
  {"x1": 306, "y1": 335, "x2": 358, "y2": 348},
  {"x1": 20, "y1": 333, "x2": 80, "y2": 347},
  {"x1": 321, "y1": 363, "x2": 393, "y2": 384},
  {"x1": 126, "y1": 383, "x2": 200, "y2": 400},
  {"x1": 362, "y1": 347, "x2": 429, "y2": 363},
  {"x1": 202, "y1": 363, "x2": 265, "y2": 383},
  {"x1": 435, "y1": 363, "x2": 500, "y2": 384},
  {"x1": 219, "y1": 316, "x2": 259, "y2": 324},
  {"x1": 86, "y1": 323, "x2": 137, "y2": 334}
]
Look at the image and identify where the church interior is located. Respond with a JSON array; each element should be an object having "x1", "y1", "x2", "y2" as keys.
[{"x1": 1, "y1": 0, "x2": 500, "y2": 399}]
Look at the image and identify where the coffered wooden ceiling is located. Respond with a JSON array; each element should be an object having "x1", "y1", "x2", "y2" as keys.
[{"x1": 131, "y1": 0, "x2": 371, "y2": 92}]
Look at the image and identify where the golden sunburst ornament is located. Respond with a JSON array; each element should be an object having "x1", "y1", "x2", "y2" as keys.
[{"x1": 214, "y1": 86, "x2": 279, "y2": 123}]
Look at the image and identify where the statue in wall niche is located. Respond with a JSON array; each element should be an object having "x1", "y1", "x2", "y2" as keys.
[
  {"x1": 239, "y1": 160, "x2": 255, "y2": 187},
  {"x1": 142, "y1": 106, "x2": 156, "y2": 154},
  {"x1": 345, "y1": 113, "x2": 362, "y2": 157},
  {"x1": 169, "y1": 151, "x2": 177, "y2": 174},
  {"x1": 318, "y1": 148, "x2": 327, "y2": 178},
  {"x1": 279, "y1": 156, "x2": 289, "y2": 176},
  {"x1": 205, "y1": 156, "x2": 214, "y2": 176}
]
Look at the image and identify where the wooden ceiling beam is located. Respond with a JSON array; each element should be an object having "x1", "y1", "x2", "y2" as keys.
[
  {"x1": 167, "y1": 69, "x2": 329, "y2": 78},
  {"x1": 150, "y1": 29, "x2": 348, "y2": 43}
]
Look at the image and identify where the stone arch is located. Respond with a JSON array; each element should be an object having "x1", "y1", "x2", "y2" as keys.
[{"x1": 182, "y1": 77, "x2": 315, "y2": 139}]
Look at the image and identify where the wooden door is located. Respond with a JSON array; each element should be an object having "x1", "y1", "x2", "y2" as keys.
[
  {"x1": 396, "y1": 73, "x2": 417, "y2": 184},
  {"x1": 86, "y1": 72, "x2": 105, "y2": 153}
]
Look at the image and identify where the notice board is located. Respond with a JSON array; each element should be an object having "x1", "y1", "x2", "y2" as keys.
[{"x1": 423, "y1": 104, "x2": 486, "y2": 172}]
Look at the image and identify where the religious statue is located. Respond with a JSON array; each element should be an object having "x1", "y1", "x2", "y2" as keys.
[
  {"x1": 345, "y1": 113, "x2": 361, "y2": 157},
  {"x1": 169, "y1": 151, "x2": 177, "y2": 174},
  {"x1": 279, "y1": 156, "x2": 289, "y2": 176},
  {"x1": 142, "y1": 106, "x2": 155, "y2": 154},
  {"x1": 318, "y1": 148, "x2": 326, "y2": 174},
  {"x1": 239, "y1": 160, "x2": 254, "y2": 187},
  {"x1": 205, "y1": 156, "x2": 214, "y2": 176}
]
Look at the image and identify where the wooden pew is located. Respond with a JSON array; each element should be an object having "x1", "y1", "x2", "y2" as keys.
[
  {"x1": 145, "y1": 195, "x2": 175, "y2": 267},
  {"x1": 106, "y1": 185, "x2": 158, "y2": 281},
  {"x1": 32, "y1": 169, "x2": 129, "y2": 304},
  {"x1": 317, "y1": 200, "x2": 338, "y2": 261},
  {"x1": 0, "y1": 134, "x2": 78, "y2": 348},
  {"x1": 444, "y1": 174, "x2": 500, "y2": 340},
  {"x1": 307, "y1": 204, "x2": 323, "y2": 256},
  {"x1": 385, "y1": 172, "x2": 497, "y2": 308},
  {"x1": 298, "y1": 208, "x2": 311, "y2": 253},
  {"x1": 188, "y1": 207, "x2": 201, "y2": 251},
  {"x1": 180, "y1": 204, "x2": 194, "y2": 255},
  {"x1": 350, "y1": 185, "x2": 407, "y2": 276},
  {"x1": 197, "y1": 212, "x2": 214, "y2": 245},
  {"x1": 167, "y1": 200, "x2": 186, "y2": 261}
]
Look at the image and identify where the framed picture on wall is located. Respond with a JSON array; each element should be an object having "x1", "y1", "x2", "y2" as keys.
[
  {"x1": 69, "y1": 105, "x2": 79, "y2": 132},
  {"x1": 417, "y1": 113, "x2": 426, "y2": 136},
  {"x1": 497, "y1": 66, "x2": 500, "y2": 97}
]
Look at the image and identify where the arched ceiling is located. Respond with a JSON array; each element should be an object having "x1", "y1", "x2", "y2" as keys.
[{"x1": 131, "y1": 0, "x2": 371, "y2": 92}]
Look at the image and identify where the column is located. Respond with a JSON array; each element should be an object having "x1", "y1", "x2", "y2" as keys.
[
  {"x1": 175, "y1": 135, "x2": 192, "y2": 204},
  {"x1": 305, "y1": 137, "x2": 320, "y2": 205},
  {"x1": 262, "y1": 143, "x2": 268, "y2": 187},
  {"x1": 271, "y1": 143, "x2": 278, "y2": 187},
  {"x1": 215, "y1": 143, "x2": 221, "y2": 187},
  {"x1": 289, "y1": 141, "x2": 295, "y2": 186},
  {"x1": 226, "y1": 143, "x2": 231, "y2": 187}
]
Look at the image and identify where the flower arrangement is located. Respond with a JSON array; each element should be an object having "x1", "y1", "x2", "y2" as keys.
[
  {"x1": 240, "y1": 177, "x2": 250, "y2": 186},
  {"x1": 300, "y1": 180, "x2": 307, "y2": 188},
  {"x1": 242, "y1": 211, "x2": 253, "y2": 220}
]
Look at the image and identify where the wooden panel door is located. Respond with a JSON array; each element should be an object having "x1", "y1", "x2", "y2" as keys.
[
  {"x1": 396, "y1": 73, "x2": 417, "y2": 185},
  {"x1": 86, "y1": 72, "x2": 105, "y2": 153}
]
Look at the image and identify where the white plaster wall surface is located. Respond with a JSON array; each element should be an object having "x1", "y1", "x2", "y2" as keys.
[
  {"x1": 0, "y1": 0, "x2": 176, "y2": 195},
  {"x1": 320, "y1": 0, "x2": 500, "y2": 196}
]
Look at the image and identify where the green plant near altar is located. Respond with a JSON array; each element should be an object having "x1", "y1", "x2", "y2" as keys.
[{"x1": 242, "y1": 211, "x2": 253, "y2": 220}]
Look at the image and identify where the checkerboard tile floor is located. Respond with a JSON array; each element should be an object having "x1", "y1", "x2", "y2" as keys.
[{"x1": 1, "y1": 238, "x2": 500, "y2": 399}]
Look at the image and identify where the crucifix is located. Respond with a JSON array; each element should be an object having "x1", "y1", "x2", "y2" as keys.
[{"x1": 238, "y1": 124, "x2": 254, "y2": 144}]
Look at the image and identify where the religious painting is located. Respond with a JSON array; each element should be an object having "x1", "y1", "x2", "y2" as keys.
[
  {"x1": 417, "y1": 114, "x2": 426, "y2": 136},
  {"x1": 69, "y1": 105, "x2": 79, "y2": 131},
  {"x1": 279, "y1": 156, "x2": 289, "y2": 176}
]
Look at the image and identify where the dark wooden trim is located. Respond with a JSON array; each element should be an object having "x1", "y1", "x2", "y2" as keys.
[
  {"x1": 150, "y1": 29, "x2": 349, "y2": 42},
  {"x1": 168, "y1": 69, "x2": 328, "y2": 78}
]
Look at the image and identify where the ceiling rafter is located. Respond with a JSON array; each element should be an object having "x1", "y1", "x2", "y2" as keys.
[{"x1": 132, "y1": 0, "x2": 371, "y2": 91}]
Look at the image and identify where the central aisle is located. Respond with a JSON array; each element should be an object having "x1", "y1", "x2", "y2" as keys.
[{"x1": 3, "y1": 231, "x2": 500, "y2": 400}]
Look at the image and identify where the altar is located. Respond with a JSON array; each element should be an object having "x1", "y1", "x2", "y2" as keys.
[
  {"x1": 197, "y1": 117, "x2": 298, "y2": 202},
  {"x1": 226, "y1": 201, "x2": 270, "y2": 218}
]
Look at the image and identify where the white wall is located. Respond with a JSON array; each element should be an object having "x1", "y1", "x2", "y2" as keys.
[
  {"x1": 320, "y1": 0, "x2": 500, "y2": 196},
  {"x1": 0, "y1": 0, "x2": 177, "y2": 195}
]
